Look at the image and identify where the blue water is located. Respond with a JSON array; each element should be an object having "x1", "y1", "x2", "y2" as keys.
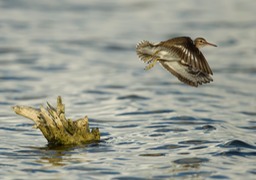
[{"x1": 0, "y1": 0, "x2": 256, "y2": 179}]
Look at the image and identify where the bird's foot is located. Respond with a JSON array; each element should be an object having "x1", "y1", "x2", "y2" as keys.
[
  {"x1": 143, "y1": 56, "x2": 153, "y2": 64},
  {"x1": 144, "y1": 58, "x2": 158, "y2": 70},
  {"x1": 141, "y1": 50, "x2": 161, "y2": 65}
]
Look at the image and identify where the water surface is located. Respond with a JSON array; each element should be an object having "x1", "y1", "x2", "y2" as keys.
[{"x1": 0, "y1": 0, "x2": 256, "y2": 179}]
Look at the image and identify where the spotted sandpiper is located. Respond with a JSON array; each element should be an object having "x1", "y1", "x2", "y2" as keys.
[{"x1": 136, "y1": 36, "x2": 217, "y2": 87}]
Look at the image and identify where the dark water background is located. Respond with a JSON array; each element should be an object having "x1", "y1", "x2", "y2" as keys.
[{"x1": 0, "y1": 0, "x2": 256, "y2": 179}]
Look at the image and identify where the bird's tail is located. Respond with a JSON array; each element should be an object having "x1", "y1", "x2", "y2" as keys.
[{"x1": 136, "y1": 40, "x2": 156, "y2": 63}]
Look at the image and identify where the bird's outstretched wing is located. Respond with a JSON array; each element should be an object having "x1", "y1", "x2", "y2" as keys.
[
  {"x1": 159, "y1": 60, "x2": 213, "y2": 87},
  {"x1": 156, "y1": 37, "x2": 213, "y2": 75}
]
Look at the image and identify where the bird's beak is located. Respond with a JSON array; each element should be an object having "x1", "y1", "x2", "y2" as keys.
[{"x1": 206, "y1": 41, "x2": 217, "y2": 47}]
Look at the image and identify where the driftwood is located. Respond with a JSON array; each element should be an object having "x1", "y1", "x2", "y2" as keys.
[{"x1": 12, "y1": 96, "x2": 100, "y2": 146}]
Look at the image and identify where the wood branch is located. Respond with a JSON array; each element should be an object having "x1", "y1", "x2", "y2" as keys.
[{"x1": 12, "y1": 96, "x2": 100, "y2": 146}]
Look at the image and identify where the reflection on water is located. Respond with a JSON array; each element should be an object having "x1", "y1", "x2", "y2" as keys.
[
  {"x1": 28, "y1": 145, "x2": 89, "y2": 167},
  {"x1": 0, "y1": 0, "x2": 256, "y2": 179}
]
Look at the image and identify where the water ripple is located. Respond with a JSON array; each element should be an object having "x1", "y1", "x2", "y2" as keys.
[
  {"x1": 0, "y1": 47, "x2": 21, "y2": 54},
  {"x1": 240, "y1": 111, "x2": 256, "y2": 116},
  {"x1": 179, "y1": 140, "x2": 219, "y2": 145},
  {"x1": 139, "y1": 153, "x2": 165, "y2": 157},
  {"x1": 153, "y1": 128, "x2": 187, "y2": 133},
  {"x1": 116, "y1": 109, "x2": 174, "y2": 116},
  {"x1": 221, "y1": 140, "x2": 256, "y2": 149},
  {"x1": 149, "y1": 144, "x2": 187, "y2": 150},
  {"x1": 0, "y1": 76, "x2": 39, "y2": 81},
  {"x1": 195, "y1": 125, "x2": 217, "y2": 131},
  {"x1": 84, "y1": 90, "x2": 113, "y2": 95},
  {"x1": 216, "y1": 150, "x2": 256, "y2": 157},
  {"x1": 173, "y1": 157, "x2": 209, "y2": 164},
  {"x1": 117, "y1": 95, "x2": 149, "y2": 100}
]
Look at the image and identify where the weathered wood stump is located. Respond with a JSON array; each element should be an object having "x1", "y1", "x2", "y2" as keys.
[{"x1": 12, "y1": 96, "x2": 100, "y2": 146}]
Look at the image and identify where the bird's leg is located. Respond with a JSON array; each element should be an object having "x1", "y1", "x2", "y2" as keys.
[
  {"x1": 144, "y1": 50, "x2": 160, "y2": 70},
  {"x1": 147, "y1": 50, "x2": 160, "y2": 64},
  {"x1": 144, "y1": 57, "x2": 159, "y2": 70},
  {"x1": 142, "y1": 55, "x2": 153, "y2": 64}
]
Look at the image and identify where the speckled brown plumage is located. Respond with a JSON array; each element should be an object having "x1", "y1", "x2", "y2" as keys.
[{"x1": 136, "y1": 36, "x2": 217, "y2": 87}]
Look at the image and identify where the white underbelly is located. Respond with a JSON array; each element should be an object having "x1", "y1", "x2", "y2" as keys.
[{"x1": 155, "y1": 48, "x2": 179, "y2": 61}]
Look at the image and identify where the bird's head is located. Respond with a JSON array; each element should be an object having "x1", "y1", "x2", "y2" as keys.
[{"x1": 194, "y1": 37, "x2": 217, "y2": 48}]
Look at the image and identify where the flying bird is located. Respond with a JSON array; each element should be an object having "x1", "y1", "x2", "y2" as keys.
[{"x1": 136, "y1": 36, "x2": 217, "y2": 87}]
